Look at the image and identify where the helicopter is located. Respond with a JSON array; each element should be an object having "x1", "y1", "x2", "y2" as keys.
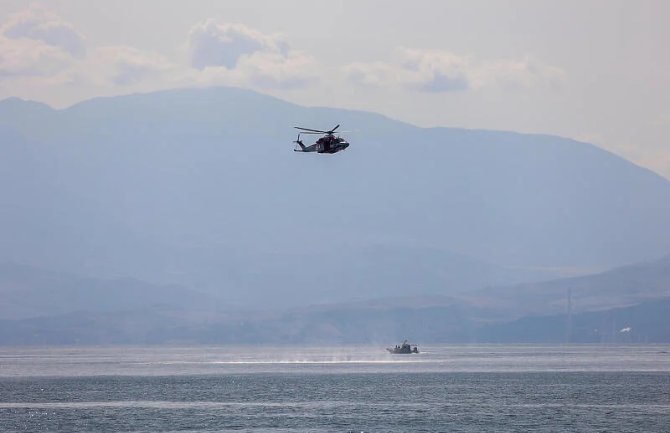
[{"x1": 293, "y1": 124, "x2": 350, "y2": 154}]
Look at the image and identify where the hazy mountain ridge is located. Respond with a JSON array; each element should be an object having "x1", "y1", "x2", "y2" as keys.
[
  {"x1": 464, "y1": 253, "x2": 670, "y2": 319},
  {"x1": 0, "y1": 263, "x2": 220, "y2": 320},
  {"x1": 2, "y1": 293, "x2": 668, "y2": 345},
  {"x1": 1, "y1": 253, "x2": 668, "y2": 345},
  {"x1": 478, "y1": 298, "x2": 670, "y2": 343},
  {"x1": 2, "y1": 86, "x2": 670, "y2": 308}
]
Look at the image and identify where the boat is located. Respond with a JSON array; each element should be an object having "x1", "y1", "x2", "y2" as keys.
[{"x1": 386, "y1": 340, "x2": 419, "y2": 354}]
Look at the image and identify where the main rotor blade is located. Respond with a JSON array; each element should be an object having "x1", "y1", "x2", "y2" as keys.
[
  {"x1": 329, "y1": 124, "x2": 340, "y2": 133},
  {"x1": 294, "y1": 126, "x2": 328, "y2": 133}
]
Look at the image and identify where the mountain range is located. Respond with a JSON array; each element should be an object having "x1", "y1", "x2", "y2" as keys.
[
  {"x1": 1, "y1": 86, "x2": 670, "y2": 342},
  {"x1": 1, "y1": 253, "x2": 669, "y2": 344}
]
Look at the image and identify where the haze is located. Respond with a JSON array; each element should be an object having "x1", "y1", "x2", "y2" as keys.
[
  {"x1": 1, "y1": 1, "x2": 670, "y2": 344},
  {"x1": 3, "y1": 4, "x2": 670, "y2": 432},
  {"x1": 1, "y1": 0, "x2": 669, "y2": 177}
]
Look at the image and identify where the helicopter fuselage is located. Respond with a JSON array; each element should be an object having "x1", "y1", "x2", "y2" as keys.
[{"x1": 295, "y1": 135, "x2": 349, "y2": 154}]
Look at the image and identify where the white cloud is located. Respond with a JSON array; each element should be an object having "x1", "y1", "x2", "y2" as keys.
[
  {"x1": 235, "y1": 50, "x2": 315, "y2": 89},
  {"x1": 344, "y1": 61, "x2": 395, "y2": 87},
  {"x1": 0, "y1": 40, "x2": 175, "y2": 89},
  {"x1": 401, "y1": 49, "x2": 471, "y2": 92},
  {"x1": 0, "y1": 9, "x2": 317, "y2": 95},
  {"x1": 0, "y1": 35, "x2": 71, "y2": 78},
  {"x1": 0, "y1": 6, "x2": 87, "y2": 80},
  {"x1": 0, "y1": 5, "x2": 180, "y2": 91},
  {"x1": 476, "y1": 56, "x2": 565, "y2": 90},
  {"x1": 188, "y1": 20, "x2": 287, "y2": 70},
  {"x1": 187, "y1": 19, "x2": 314, "y2": 89},
  {"x1": 0, "y1": 5, "x2": 176, "y2": 89},
  {"x1": 1, "y1": 5, "x2": 86, "y2": 58},
  {"x1": 95, "y1": 46, "x2": 175, "y2": 86},
  {"x1": 345, "y1": 48, "x2": 564, "y2": 93}
]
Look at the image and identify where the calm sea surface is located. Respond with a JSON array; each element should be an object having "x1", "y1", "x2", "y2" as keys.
[{"x1": 1, "y1": 345, "x2": 669, "y2": 432}]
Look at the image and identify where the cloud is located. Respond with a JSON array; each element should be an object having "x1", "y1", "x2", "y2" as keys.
[
  {"x1": 188, "y1": 20, "x2": 287, "y2": 70},
  {"x1": 0, "y1": 39, "x2": 173, "y2": 89},
  {"x1": 0, "y1": 8, "x2": 317, "y2": 100},
  {"x1": 0, "y1": 5, "x2": 180, "y2": 91},
  {"x1": 235, "y1": 50, "x2": 315, "y2": 88},
  {"x1": 1, "y1": 5, "x2": 86, "y2": 58},
  {"x1": 345, "y1": 48, "x2": 565, "y2": 93},
  {"x1": 476, "y1": 56, "x2": 565, "y2": 90},
  {"x1": 344, "y1": 61, "x2": 395, "y2": 87},
  {"x1": 95, "y1": 46, "x2": 175, "y2": 86},
  {"x1": 401, "y1": 49, "x2": 471, "y2": 92},
  {"x1": 345, "y1": 49, "x2": 472, "y2": 92},
  {"x1": 187, "y1": 19, "x2": 314, "y2": 89},
  {"x1": 0, "y1": 6, "x2": 87, "y2": 81},
  {"x1": 0, "y1": 35, "x2": 72, "y2": 78}
]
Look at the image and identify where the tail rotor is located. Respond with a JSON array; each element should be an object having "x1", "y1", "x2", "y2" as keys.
[{"x1": 293, "y1": 133, "x2": 306, "y2": 151}]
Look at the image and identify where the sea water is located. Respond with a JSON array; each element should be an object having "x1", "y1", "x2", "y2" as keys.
[{"x1": 1, "y1": 345, "x2": 669, "y2": 432}]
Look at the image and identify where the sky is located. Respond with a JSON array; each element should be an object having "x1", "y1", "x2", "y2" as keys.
[{"x1": 1, "y1": 0, "x2": 668, "y2": 178}]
